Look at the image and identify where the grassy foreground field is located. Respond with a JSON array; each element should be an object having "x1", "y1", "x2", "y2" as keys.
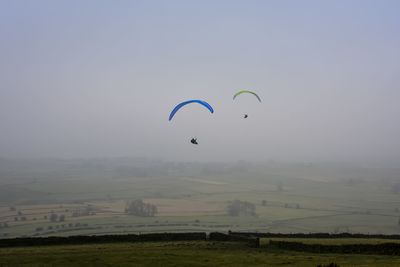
[
  {"x1": 1, "y1": 241, "x2": 400, "y2": 267},
  {"x1": 260, "y1": 237, "x2": 400, "y2": 246}
]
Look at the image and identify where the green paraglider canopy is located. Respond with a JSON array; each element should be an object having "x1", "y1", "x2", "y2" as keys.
[{"x1": 233, "y1": 90, "x2": 261, "y2": 102}]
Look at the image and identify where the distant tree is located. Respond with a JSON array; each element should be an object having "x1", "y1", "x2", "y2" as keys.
[
  {"x1": 295, "y1": 204, "x2": 300, "y2": 209},
  {"x1": 21, "y1": 216, "x2": 27, "y2": 221},
  {"x1": 9, "y1": 206, "x2": 16, "y2": 211},
  {"x1": 72, "y1": 206, "x2": 96, "y2": 217},
  {"x1": 398, "y1": 216, "x2": 400, "y2": 226},
  {"x1": 44, "y1": 215, "x2": 48, "y2": 220},
  {"x1": 392, "y1": 183, "x2": 400, "y2": 194},
  {"x1": 277, "y1": 182, "x2": 283, "y2": 192},
  {"x1": 226, "y1": 200, "x2": 256, "y2": 217},
  {"x1": 17, "y1": 211, "x2": 22, "y2": 216},
  {"x1": 59, "y1": 214, "x2": 65, "y2": 222},
  {"x1": 125, "y1": 199, "x2": 158, "y2": 217},
  {"x1": 14, "y1": 217, "x2": 18, "y2": 221},
  {"x1": 35, "y1": 227, "x2": 43, "y2": 232},
  {"x1": 284, "y1": 203, "x2": 289, "y2": 208},
  {"x1": 261, "y1": 200, "x2": 267, "y2": 206},
  {"x1": 345, "y1": 178, "x2": 357, "y2": 186},
  {"x1": 49, "y1": 213, "x2": 58, "y2": 222},
  {"x1": 48, "y1": 226, "x2": 53, "y2": 230}
]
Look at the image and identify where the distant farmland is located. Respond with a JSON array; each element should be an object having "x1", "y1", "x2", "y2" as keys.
[{"x1": 1, "y1": 159, "x2": 400, "y2": 238}]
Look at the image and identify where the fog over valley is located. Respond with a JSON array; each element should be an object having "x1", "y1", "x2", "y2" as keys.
[{"x1": 1, "y1": 0, "x2": 400, "y2": 242}]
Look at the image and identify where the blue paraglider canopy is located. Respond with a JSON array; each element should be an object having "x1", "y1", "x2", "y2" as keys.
[{"x1": 168, "y1": 100, "x2": 214, "y2": 121}]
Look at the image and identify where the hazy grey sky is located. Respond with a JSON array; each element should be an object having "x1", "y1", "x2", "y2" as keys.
[{"x1": 1, "y1": 0, "x2": 399, "y2": 162}]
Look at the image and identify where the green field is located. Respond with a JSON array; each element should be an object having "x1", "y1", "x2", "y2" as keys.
[
  {"x1": 1, "y1": 159, "x2": 400, "y2": 238},
  {"x1": 1, "y1": 241, "x2": 400, "y2": 267}
]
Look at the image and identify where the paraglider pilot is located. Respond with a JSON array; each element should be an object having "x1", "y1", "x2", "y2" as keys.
[
  {"x1": 190, "y1": 138, "x2": 198, "y2": 145},
  {"x1": 244, "y1": 114, "x2": 248, "y2": 118}
]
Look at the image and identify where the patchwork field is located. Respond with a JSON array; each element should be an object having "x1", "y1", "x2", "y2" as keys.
[{"x1": 1, "y1": 159, "x2": 400, "y2": 238}]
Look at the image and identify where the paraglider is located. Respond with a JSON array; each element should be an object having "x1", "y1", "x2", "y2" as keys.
[
  {"x1": 233, "y1": 90, "x2": 261, "y2": 119},
  {"x1": 169, "y1": 99, "x2": 214, "y2": 145},
  {"x1": 168, "y1": 100, "x2": 214, "y2": 121}
]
